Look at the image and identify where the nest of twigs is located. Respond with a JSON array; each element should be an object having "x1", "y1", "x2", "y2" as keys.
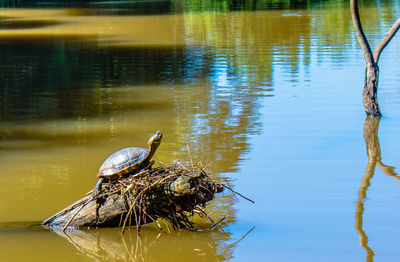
[
  {"x1": 102, "y1": 162, "x2": 226, "y2": 232},
  {"x1": 43, "y1": 161, "x2": 251, "y2": 232}
]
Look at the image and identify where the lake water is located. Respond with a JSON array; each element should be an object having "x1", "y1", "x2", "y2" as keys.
[{"x1": 1, "y1": 1, "x2": 400, "y2": 261}]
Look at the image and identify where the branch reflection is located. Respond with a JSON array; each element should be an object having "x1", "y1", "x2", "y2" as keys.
[
  {"x1": 355, "y1": 117, "x2": 399, "y2": 262},
  {"x1": 55, "y1": 223, "x2": 253, "y2": 262}
]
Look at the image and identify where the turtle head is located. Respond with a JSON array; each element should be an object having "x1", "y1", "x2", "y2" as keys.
[{"x1": 148, "y1": 130, "x2": 163, "y2": 152}]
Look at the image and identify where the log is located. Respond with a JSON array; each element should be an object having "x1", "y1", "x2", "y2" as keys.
[{"x1": 42, "y1": 164, "x2": 225, "y2": 231}]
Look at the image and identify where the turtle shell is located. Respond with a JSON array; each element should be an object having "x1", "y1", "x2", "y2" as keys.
[{"x1": 97, "y1": 147, "x2": 149, "y2": 180}]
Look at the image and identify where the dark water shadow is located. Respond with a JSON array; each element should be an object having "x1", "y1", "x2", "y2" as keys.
[
  {"x1": 355, "y1": 117, "x2": 400, "y2": 262},
  {"x1": 0, "y1": 221, "x2": 43, "y2": 233},
  {"x1": 0, "y1": 19, "x2": 65, "y2": 30},
  {"x1": 0, "y1": 0, "x2": 335, "y2": 13}
]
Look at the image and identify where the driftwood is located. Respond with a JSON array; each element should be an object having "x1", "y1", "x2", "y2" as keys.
[{"x1": 42, "y1": 163, "x2": 228, "y2": 232}]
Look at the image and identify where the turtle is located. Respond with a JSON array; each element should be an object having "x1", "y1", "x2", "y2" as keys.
[{"x1": 93, "y1": 130, "x2": 163, "y2": 198}]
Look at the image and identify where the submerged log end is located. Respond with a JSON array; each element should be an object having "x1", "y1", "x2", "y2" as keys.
[{"x1": 42, "y1": 194, "x2": 129, "y2": 231}]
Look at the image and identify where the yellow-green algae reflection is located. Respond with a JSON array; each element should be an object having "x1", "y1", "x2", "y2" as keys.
[{"x1": 1, "y1": 2, "x2": 400, "y2": 261}]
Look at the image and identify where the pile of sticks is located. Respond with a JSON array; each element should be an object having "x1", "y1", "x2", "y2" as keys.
[{"x1": 42, "y1": 162, "x2": 239, "y2": 232}]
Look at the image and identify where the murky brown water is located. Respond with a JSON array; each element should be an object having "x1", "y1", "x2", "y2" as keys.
[{"x1": 1, "y1": 1, "x2": 400, "y2": 261}]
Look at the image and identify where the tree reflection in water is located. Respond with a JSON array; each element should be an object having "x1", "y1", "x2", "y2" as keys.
[{"x1": 355, "y1": 117, "x2": 400, "y2": 262}]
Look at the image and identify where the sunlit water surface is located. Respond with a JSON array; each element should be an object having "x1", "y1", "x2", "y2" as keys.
[{"x1": 1, "y1": 1, "x2": 400, "y2": 261}]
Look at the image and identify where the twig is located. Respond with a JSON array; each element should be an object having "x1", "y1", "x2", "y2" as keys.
[
  {"x1": 62, "y1": 197, "x2": 93, "y2": 232},
  {"x1": 176, "y1": 161, "x2": 188, "y2": 170},
  {"x1": 122, "y1": 174, "x2": 177, "y2": 234},
  {"x1": 62, "y1": 231, "x2": 98, "y2": 260},
  {"x1": 221, "y1": 184, "x2": 255, "y2": 203},
  {"x1": 210, "y1": 216, "x2": 227, "y2": 230},
  {"x1": 201, "y1": 162, "x2": 213, "y2": 171},
  {"x1": 122, "y1": 170, "x2": 150, "y2": 194},
  {"x1": 124, "y1": 184, "x2": 136, "y2": 195},
  {"x1": 121, "y1": 234, "x2": 137, "y2": 262},
  {"x1": 129, "y1": 170, "x2": 149, "y2": 179},
  {"x1": 231, "y1": 226, "x2": 255, "y2": 245},
  {"x1": 187, "y1": 144, "x2": 193, "y2": 167},
  {"x1": 42, "y1": 196, "x2": 92, "y2": 225},
  {"x1": 195, "y1": 206, "x2": 214, "y2": 223},
  {"x1": 141, "y1": 207, "x2": 163, "y2": 231}
]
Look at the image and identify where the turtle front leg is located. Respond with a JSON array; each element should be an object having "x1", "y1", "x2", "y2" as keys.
[
  {"x1": 93, "y1": 177, "x2": 104, "y2": 198},
  {"x1": 93, "y1": 177, "x2": 106, "y2": 225}
]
